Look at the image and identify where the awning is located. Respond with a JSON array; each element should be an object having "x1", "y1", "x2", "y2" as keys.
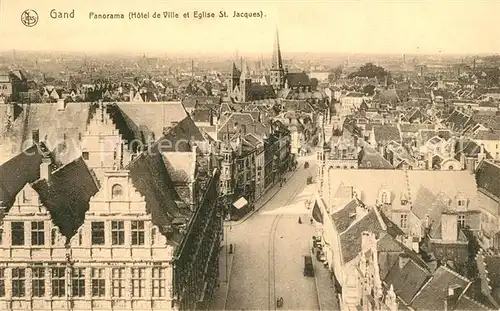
[
  {"x1": 233, "y1": 197, "x2": 248, "y2": 209},
  {"x1": 312, "y1": 200, "x2": 323, "y2": 224}
]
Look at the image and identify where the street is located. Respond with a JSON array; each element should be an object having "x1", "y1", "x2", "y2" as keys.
[{"x1": 222, "y1": 157, "x2": 321, "y2": 310}]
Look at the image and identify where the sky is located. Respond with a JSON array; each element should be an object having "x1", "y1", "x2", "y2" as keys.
[{"x1": 0, "y1": 0, "x2": 499, "y2": 55}]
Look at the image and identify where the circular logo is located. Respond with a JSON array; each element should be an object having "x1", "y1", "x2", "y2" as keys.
[{"x1": 21, "y1": 9, "x2": 38, "y2": 27}]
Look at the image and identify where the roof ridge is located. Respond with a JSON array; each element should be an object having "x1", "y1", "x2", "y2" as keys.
[
  {"x1": 460, "y1": 294, "x2": 493, "y2": 310},
  {"x1": 440, "y1": 264, "x2": 471, "y2": 283}
]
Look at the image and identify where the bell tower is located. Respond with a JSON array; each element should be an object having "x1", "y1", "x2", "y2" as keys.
[{"x1": 270, "y1": 29, "x2": 285, "y2": 93}]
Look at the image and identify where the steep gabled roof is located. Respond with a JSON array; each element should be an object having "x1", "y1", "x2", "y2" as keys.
[
  {"x1": 411, "y1": 266, "x2": 470, "y2": 310},
  {"x1": 384, "y1": 257, "x2": 432, "y2": 304},
  {"x1": 475, "y1": 160, "x2": 500, "y2": 202},
  {"x1": 339, "y1": 209, "x2": 387, "y2": 263},
  {"x1": 31, "y1": 157, "x2": 99, "y2": 239},
  {"x1": 126, "y1": 148, "x2": 187, "y2": 244}
]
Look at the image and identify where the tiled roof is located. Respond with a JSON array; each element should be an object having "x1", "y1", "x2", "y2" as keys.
[
  {"x1": 331, "y1": 199, "x2": 359, "y2": 233},
  {"x1": 31, "y1": 157, "x2": 99, "y2": 239},
  {"x1": 323, "y1": 170, "x2": 478, "y2": 212},
  {"x1": 126, "y1": 149, "x2": 187, "y2": 244},
  {"x1": 160, "y1": 116, "x2": 208, "y2": 153},
  {"x1": 0, "y1": 145, "x2": 43, "y2": 207},
  {"x1": 411, "y1": 266, "x2": 470, "y2": 310},
  {"x1": 162, "y1": 152, "x2": 196, "y2": 184},
  {"x1": 485, "y1": 256, "x2": 500, "y2": 288},
  {"x1": 476, "y1": 129, "x2": 500, "y2": 141},
  {"x1": 285, "y1": 72, "x2": 312, "y2": 87},
  {"x1": 377, "y1": 233, "x2": 404, "y2": 252},
  {"x1": 114, "y1": 102, "x2": 188, "y2": 141},
  {"x1": 0, "y1": 102, "x2": 94, "y2": 158},
  {"x1": 373, "y1": 125, "x2": 401, "y2": 143},
  {"x1": 476, "y1": 160, "x2": 500, "y2": 201},
  {"x1": 339, "y1": 209, "x2": 386, "y2": 263},
  {"x1": 247, "y1": 84, "x2": 276, "y2": 101},
  {"x1": 358, "y1": 144, "x2": 394, "y2": 169},
  {"x1": 192, "y1": 108, "x2": 212, "y2": 123},
  {"x1": 456, "y1": 295, "x2": 492, "y2": 311},
  {"x1": 182, "y1": 96, "x2": 221, "y2": 109},
  {"x1": 472, "y1": 113, "x2": 500, "y2": 131},
  {"x1": 384, "y1": 257, "x2": 431, "y2": 304},
  {"x1": 378, "y1": 89, "x2": 400, "y2": 103},
  {"x1": 399, "y1": 123, "x2": 434, "y2": 133},
  {"x1": 445, "y1": 109, "x2": 472, "y2": 132}
]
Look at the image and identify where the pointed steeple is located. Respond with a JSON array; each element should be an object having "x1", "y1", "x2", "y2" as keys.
[{"x1": 272, "y1": 28, "x2": 283, "y2": 70}]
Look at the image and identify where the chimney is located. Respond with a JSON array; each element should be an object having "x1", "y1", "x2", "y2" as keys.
[
  {"x1": 40, "y1": 156, "x2": 52, "y2": 181},
  {"x1": 441, "y1": 212, "x2": 458, "y2": 241},
  {"x1": 163, "y1": 126, "x2": 172, "y2": 136},
  {"x1": 57, "y1": 98, "x2": 66, "y2": 111},
  {"x1": 398, "y1": 254, "x2": 410, "y2": 269}
]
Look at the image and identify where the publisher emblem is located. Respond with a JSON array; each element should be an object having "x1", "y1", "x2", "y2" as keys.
[{"x1": 21, "y1": 9, "x2": 38, "y2": 27}]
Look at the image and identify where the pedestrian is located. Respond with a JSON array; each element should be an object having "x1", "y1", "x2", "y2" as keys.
[
  {"x1": 310, "y1": 218, "x2": 313, "y2": 225},
  {"x1": 298, "y1": 217, "x2": 302, "y2": 224}
]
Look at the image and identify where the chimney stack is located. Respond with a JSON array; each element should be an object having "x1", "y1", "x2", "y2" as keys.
[
  {"x1": 40, "y1": 156, "x2": 52, "y2": 181},
  {"x1": 441, "y1": 212, "x2": 458, "y2": 241}
]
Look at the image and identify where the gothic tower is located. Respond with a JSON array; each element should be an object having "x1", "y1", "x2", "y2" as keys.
[
  {"x1": 228, "y1": 63, "x2": 240, "y2": 95},
  {"x1": 270, "y1": 29, "x2": 285, "y2": 93},
  {"x1": 240, "y1": 61, "x2": 252, "y2": 102}
]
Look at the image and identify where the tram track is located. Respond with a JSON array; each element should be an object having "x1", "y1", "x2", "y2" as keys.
[{"x1": 267, "y1": 174, "x2": 308, "y2": 310}]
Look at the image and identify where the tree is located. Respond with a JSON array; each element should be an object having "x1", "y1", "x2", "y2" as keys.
[
  {"x1": 328, "y1": 66, "x2": 343, "y2": 82},
  {"x1": 363, "y1": 84, "x2": 376, "y2": 96},
  {"x1": 348, "y1": 63, "x2": 390, "y2": 81}
]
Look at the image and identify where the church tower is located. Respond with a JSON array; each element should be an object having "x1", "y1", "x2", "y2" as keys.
[
  {"x1": 270, "y1": 29, "x2": 285, "y2": 93},
  {"x1": 228, "y1": 63, "x2": 241, "y2": 95},
  {"x1": 240, "y1": 61, "x2": 252, "y2": 102}
]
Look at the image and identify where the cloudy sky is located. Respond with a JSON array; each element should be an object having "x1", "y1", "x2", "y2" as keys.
[{"x1": 1, "y1": 0, "x2": 499, "y2": 55}]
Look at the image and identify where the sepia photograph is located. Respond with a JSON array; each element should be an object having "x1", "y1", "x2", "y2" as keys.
[{"x1": 0, "y1": 0, "x2": 500, "y2": 310}]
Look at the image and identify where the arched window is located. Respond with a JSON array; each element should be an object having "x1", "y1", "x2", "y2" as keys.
[
  {"x1": 111, "y1": 184, "x2": 123, "y2": 199},
  {"x1": 448, "y1": 165, "x2": 454, "y2": 170}
]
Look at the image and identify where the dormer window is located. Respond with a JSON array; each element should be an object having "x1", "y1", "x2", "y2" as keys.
[
  {"x1": 111, "y1": 184, "x2": 123, "y2": 200},
  {"x1": 458, "y1": 199, "x2": 467, "y2": 207}
]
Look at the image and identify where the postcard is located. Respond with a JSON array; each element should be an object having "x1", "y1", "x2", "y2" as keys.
[{"x1": 0, "y1": 1, "x2": 499, "y2": 310}]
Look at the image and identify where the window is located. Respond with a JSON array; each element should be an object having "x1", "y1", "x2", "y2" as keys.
[
  {"x1": 31, "y1": 221, "x2": 45, "y2": 246},
  {"x1": 91, "y1": 222, "x2": 105, "y2": 245},
  {"x1": 112, "y1": 268, "x2": 125, "y2": 298},
  {"x1": 11, "y1": 222, "x2": 25, "y2": 246},
  {"x1": 0, "y1": 269, "x2": 5, "y2": 297},
  {"x1": 52, "y1": 267, "x2": 66, "y2": 297},
  {"x1": 400, "y1": 214, "x2": 408, "y2": 229},
  {"x1": 51, "y1": 228, "x2": 57, "y2": 245},
  {"x1": 82, "y1": 151, "x2": 89, "y2": 160},
  {"x1": 91, "y1": 268, "x2": 106, "y2": 297},
  {"x1": 458, "y1": 215, "x2": 466, "y2": 228},
  {"x1": 32, "y1": 130, "x2": 39, "y2": 143},
  {"x1": 111, "y1": 184, "x2": 123, "y2": 199},
  {"x1": 132, "y1": 268, "x2": 146, "y2": 297},
  {"x1": 72, "y1": 268, "x2": 85, "y2": 297},
  {"x1": 131, "y1": 221, "x2": 145, "y2": 245},
  {"x1": 152, "y1": 267, "x2": 166, "y2": 297},
  {"x1": 458, "y1": 200, "x2": 467, "y2": 207},
  {"x1": 449, "y1": 165, "x2": 454, "y2": 170},
  {"x1": 111, "y1": 221, "x2": 125, "y2": 245},
  {"x1": 12, "y1": 268, "x2": 26, "y2": 297},
  {"x1": 32, "y1": 266, "x2": 45, "y2": 297}
]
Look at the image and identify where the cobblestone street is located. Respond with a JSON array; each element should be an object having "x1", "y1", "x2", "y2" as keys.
[{"x1": 211, "y1": 157, "x2": 339, "y2": 310}]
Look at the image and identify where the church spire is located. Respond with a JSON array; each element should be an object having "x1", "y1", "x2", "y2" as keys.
[{"x1": 272, "y1": 28, "x2": 283, "y2": 70}]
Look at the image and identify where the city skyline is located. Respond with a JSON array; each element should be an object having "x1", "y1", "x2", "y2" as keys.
[{"x1": 1, "y1": 0, "x2": 499, "y2": 55}]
